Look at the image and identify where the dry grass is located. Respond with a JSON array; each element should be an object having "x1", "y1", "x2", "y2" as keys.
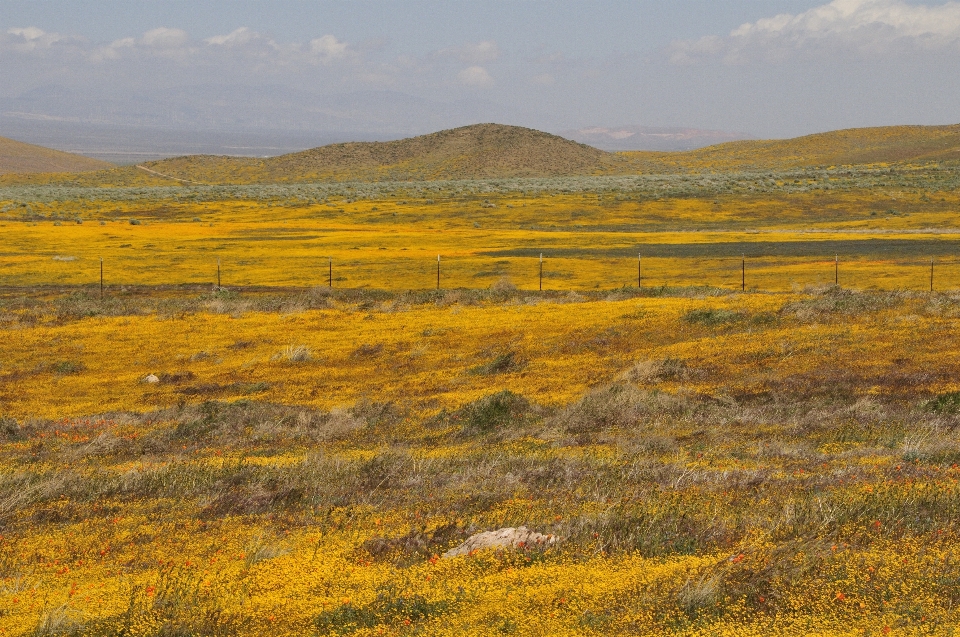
[{"x1": 2, "y1": 288, "x2": 960, "y2": 634}]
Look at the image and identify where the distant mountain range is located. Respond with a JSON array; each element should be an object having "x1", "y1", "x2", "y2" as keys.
[
  {"x1": 0, "y1": 83, "x2": 759, "y2": 160},
  {"x1": 0, "y1": 115, "x2": 372, "y2": 165},
  {"x1": 0, "y1": 86, "x2": 512, "y2": 158},
  {"x1": 1, "y1": 85, "x2": 501, "y2": 133},
  {"x1": 562, "y1": 126, "x2": 753, "y2": 151}
]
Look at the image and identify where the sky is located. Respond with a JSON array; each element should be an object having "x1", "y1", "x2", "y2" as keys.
[{"x1": 1, "y1": 0, "x2": 960, "y2": 142}]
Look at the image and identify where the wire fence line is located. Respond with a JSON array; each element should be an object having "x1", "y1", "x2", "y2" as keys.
[{"x1": 9, "y1": 251, "x2": 960, "y2": 296}]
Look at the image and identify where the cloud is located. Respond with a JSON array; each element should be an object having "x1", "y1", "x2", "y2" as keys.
[
  {"x1": 457, "y1": 65, "x2": 494, "y2": 87},
  {"x1": 670, "y1": 0, "x2": 960, "y2": 63},
  {"x1": 206, "y1": 27, "x2": 258, "y2": 47},
  {"x1": 8, "y1": 27, "x2": 47, "y2": 42},
  {"x1": 309, "y1": 35, "x2": 349, "y2": 63},
  {"x1": 1, "y1": 24, "x2": 359, "y2": 70},
  {"x1": 141, "y1": 27, "x2": 189, "y2": 49},
  {"x1": 4, "y1": 27, "x2": 69, "y2": 51}
]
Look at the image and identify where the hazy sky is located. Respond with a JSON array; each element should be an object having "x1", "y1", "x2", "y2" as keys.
[{"x1": 2, "y1": 0, "x2": 959, "y2": 139}]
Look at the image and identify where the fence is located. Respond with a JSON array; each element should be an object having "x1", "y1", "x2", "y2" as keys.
[{"x1": 11, "y1": 251, "x2": 960, "y2": 296}]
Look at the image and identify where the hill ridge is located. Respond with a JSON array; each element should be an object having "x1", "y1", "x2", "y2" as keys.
[
  {"x1": 0, "y1": 136, "x2": 113, "y2": 175},
  {"x1": 140, "y1": 123, "x2": 621, "y2": 184},
  {"x1": 625, "y1": 123, "x2": 960, "y2": 171},
  {"x1": 5, "y1": 122, "x2": 960, "y2": 186}
]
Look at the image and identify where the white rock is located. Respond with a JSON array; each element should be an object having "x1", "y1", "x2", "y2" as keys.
[
  {"x1": 442, "y1": 526, "x2": 557, "y2": 558},
  {"x1": 142, "y1": 374, "x2": 160, "y2": 384}
]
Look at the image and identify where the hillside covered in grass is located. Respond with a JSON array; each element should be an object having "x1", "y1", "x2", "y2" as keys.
[
  {"x1": 627, "y1": 123, "x2": 960, "y2": 172},
  {"x1": 136, "y1": 124, "x2": 624, "y2": 184},
  {"x1": 0, "y1": 136, "x2": 112, "y2": 175},
  {"x1": 4, "y1": 122, "x2": 960, "y2": 187}
]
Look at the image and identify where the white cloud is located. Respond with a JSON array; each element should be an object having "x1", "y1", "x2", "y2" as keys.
[
  {"x1": 733, "y1": 0, "x2": 960, "y2": 39},
  {"x1": 8, "y1": 27, "x2": 47, "y2": 41},
  {"x1": 457, "y1": 65, "x2": 494, "y2": 87},
  {"x1": 2, "y1": 25, "x2": 354, "y2": 68},
  {"x1": 141, "y1": 27, "x2": 189, "y2": 49},
  {"x1": 4, "y1": 27, "x2": 67, "y2": 51},
  {"x1": 309, "y1": 35, "x2": 349, "y2": 63},
  {"x1": 206, "y1": 27, "x2": 258, "y2": 47},
  {"x1": 670, "y1": 0, "x2": 960, "y2": 63}
]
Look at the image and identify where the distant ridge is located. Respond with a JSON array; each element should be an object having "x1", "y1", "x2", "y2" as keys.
[
  {"x1": 563, "y1": 126, "x2": 752, "y2": 151},
  {"x1": 0, "y1": 136, "x2": 112, "y2": 174},
  {"x1": 139, "y1": 123, "x2": 960, "y2": 185},
  {"x1": 5, "y1": 122, "x2": 960, "y2": 187},
  {"x1": 626, "y1": 123, "x2": 960, "y2": 171},
  {"x1": 139, "y1": 124, "x2": 622, "y2": 184}
]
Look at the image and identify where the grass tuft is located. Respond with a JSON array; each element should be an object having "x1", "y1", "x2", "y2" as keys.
[
  {"x1": 276, "y1": 344, "x2": 312, "y2": 362},
  {"x1": 450, "y1": 391, "x2": 538, "y2": 437},
  {"x1": 470, "y1": 351, "x2": 523, "y2": 375}
]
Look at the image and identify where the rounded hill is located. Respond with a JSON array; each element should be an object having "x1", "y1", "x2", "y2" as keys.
[{"x1": 141, "y1": 124, "x2": 621, "y2": 184}]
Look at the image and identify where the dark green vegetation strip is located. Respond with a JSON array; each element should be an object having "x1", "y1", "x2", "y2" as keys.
[
  {"x1": 485, "y1": 238, "x2": 960, "y2": 259},
  {"x1": 216, "y1": 235, "x2": 321, "y2": 242},
  {"x1": 3, "y1": 163, "x2": 960, "y2": 204}
]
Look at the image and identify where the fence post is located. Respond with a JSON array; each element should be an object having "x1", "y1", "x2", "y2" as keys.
[
  {"x1": 437, "y1": 255, "x2": 440, "y2": 290},
  {"x1": 638, "y1": 253, "x2": 642, "y2": 289},
  {"x1": 329, "y1": 257, "x2": 332, "y2": 288},
  {"x1": 539, "y1": 253, "x2": 543, "y2": 291}
]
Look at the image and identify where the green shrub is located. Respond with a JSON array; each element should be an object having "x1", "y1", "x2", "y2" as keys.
[
  {"x1": 470, "y1": 351, "x2": 522, "y2": 375},
  {"x1": 51, "y1": 360, "x2": 84, "y2": 375},
  {"x1": 314, "y1": 591, "x2": 448, "y2": 635},
  {"x1": 452, "y1": 390, "x2": 535, "y2": 436},
  {"x1": 683, "y1": 309, "x2": 744, "y2": 326},
  {"x1": 927, "y1": 391, "x2": 960, "y2": 414}
]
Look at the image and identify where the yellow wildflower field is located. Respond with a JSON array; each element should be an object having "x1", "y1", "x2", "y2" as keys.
[
  {"x1": 3, "y1": 286, "x2": 960, "y2": 635},
  {"x1": 2, "y1": 172, "x2": 960, "y2": 635},
  {"x1": 2, "y1": 186, "x2": 959, "y2": 293}
]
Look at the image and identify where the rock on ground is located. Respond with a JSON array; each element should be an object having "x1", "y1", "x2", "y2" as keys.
[{"x1": 442, "y1": 526, "x2": 557, "y2": 558}]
